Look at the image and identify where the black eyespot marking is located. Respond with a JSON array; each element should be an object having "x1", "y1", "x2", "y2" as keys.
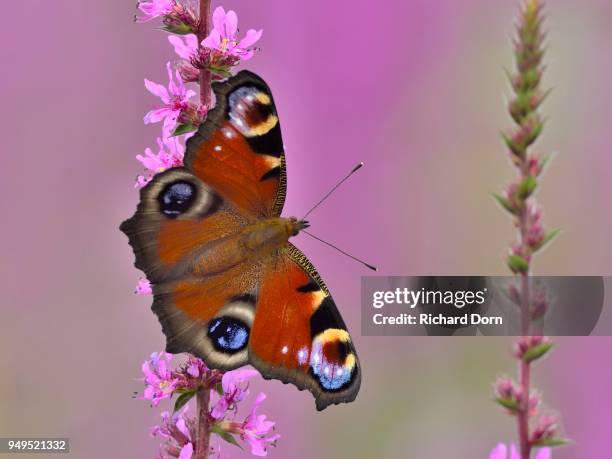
[
  {"x1": 246, "y1": 122, "x2": 283, "y2": 157},
  {"x1": 158, "y1": 181, "x2": 197, "y2": 218},
  {"x1": 297, "y1": 281, "x2": 320, "y2": 293},
  {"x1": 308, "y1": 341, "x2": 358, "y2": 393},
  {"x1": 310, "y1": 297, "x2": 348, "y2": 339},
  {"x1": 260, "y1": 167, "x2": 281, "y2": 181},
  {"x1": 208, "y1": 316, "x2": 250, "y2": 353}
]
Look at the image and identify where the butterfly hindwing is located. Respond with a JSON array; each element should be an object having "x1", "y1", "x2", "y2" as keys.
[
  {"x1": 152, "y1": 262, "x2": 262, "y2": 370},
  {"x1": 249, "y1": 244, "x2": 361, "y2": 410}
]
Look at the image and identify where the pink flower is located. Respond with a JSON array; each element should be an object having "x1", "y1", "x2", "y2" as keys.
[
  {"x1": 241, "y1": 393, "x2": 279, "y2": 456},
  {"x1": 216, "y1": 392, "x2": 279, "y2": 456},
  {"x1": 135, "y1": 174, "x2": 152, "y2": 189},
  {"x1": 210, "y1": 368, "x2": 258, "y2": 419},
  {"x1": 136, "y1": 0, "x2": 174, "y2": 23},
  {"x1": 144, "y1": 62, "x2": 196, "y2": 130},
  {"x1": 151, "y1": 404, "x2": 196, "y2": 459},
  {"x1": 136, "y1": 134, "x2": 185, "y2": 173},
  {"x1": 489, "y1": 444, "x2": 551, "y2": 459},
  {"x1": 142, "y1": 352, "x2": 181, "y2": 406},
  {"x1": 169, "y1": 34, "x2": 199, "y2": 60},
  {"x1": 135, "y1": 278, "x2": 152, "y2": 295},
  {"x1": 202, "y1": 7, "x2": 263, "y2": 60}
]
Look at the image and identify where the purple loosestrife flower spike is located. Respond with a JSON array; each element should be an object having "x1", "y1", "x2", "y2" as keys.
[
  {"x1": 133, "y1": 2, "x2": 274, "y2": 456},
  {"x1": 491, "y1": 2, "x2": 566, "y2": 458}
]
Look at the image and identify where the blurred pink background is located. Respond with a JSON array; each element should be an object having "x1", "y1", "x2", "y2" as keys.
[{"x1": 2, "y1": 0, "x2": 612, "y2": 457}]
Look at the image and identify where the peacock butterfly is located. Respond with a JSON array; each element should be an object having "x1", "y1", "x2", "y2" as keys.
[{"x1": 120, "y1": 70, "x2": 361, "y2": 410}]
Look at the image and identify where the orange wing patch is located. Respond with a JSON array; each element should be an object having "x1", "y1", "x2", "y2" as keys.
[
  {"x1": 189, "y1": 121, "x2": 283, "y2": 218},
  {"x1": 157, "y1": 210, "x2": 241, "y2": 266},
  {"x1": 250, "y1": 257, "x2": 321, "y2": 370}
]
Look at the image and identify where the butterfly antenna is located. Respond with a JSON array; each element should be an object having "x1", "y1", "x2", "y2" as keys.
[
  {"x1": 301, "y1": 162, "x2": 364, "y2": 220},
  {"x1": 302, "y1": 230, "x2": 377, "y2": 271}
]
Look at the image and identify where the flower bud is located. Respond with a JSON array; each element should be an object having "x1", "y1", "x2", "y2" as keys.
[
  {"x1": 530, "y1": 415, "x2": 557, "y2": 443},
  {"x1": 514, "y1": 336, "x2": 553, "y2": 362},
  {"x1": 493, "y1": 377, "x2": 520, "y2": 414}
]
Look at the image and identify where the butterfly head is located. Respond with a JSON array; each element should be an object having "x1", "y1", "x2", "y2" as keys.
[{"x1": 288, "y1": 217, "x2": 310, "y2": 236}]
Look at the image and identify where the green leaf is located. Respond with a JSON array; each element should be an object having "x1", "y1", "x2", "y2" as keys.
[
  {"x1": 173, "y1": 390, "x2": 197, "y2": 413},
  {"x1": 523, "y1": 341, "x2": 554, "y2": 363},
  {"x1": 507, "y1": 255, "x2": 530, "y2": 274},
  {"x1": 172, "y1": 123, "x2": 198, "y2": 137},
  {"x1": 517, "y1": 175, "x2": 538, "y2": 199},
  {"x1": 532, "y1": 437, "x2": 571, "y2": 448},
  {"x1": 533, "y1": 228, "x2": 561, "y2": 252},
  {"x1": 492, "y1": 193, "x2": 515, "y2": 214},
  {"x1": 210, "y1": 424, "x2": 243, "y2": 449}
]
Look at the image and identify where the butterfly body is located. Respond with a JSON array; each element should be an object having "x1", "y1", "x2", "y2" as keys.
[
  {"x1": 184, "y1": 216, "x2": 307, "y2": 278},
  {"x1": 121, "y1": 71, "x2": 360, "y2": 410}
]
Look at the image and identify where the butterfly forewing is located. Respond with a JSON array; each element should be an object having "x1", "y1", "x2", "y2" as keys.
[{"x1": 184, "y1": 71, "x2": 287, "y2": 218}]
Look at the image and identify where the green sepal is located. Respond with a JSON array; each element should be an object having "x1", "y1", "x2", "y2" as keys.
[
  {"x1": 532, "y1": 437, "x2": 571, "y2": 448},
  {"x1": 173, "y1": 389, "x2": 197, "y2": 413},
  {"x1": 519, "y1": 68, "x2": 541, "y2": 92},
  {"x1": 532, "y1": 228, "x2": 561, "y2": 252},
  {"x1": 522, "y1": 341, "x2": 554, "y2": 363},
  {"x1": 517, "y1": 175, "x2": 537, "y2": 199},
  {"x1": 507, "y1": 255, "x2": 530, "y2": 274},
  {"x1": 214, "y1": 382, "x2": 224, "y2": 396},
  {"x1": 538, "y1": 152, "x2": 556, "y2": 174},
  {"x1": 524, "y1": 118, "x2": 544, "y2": 147},
  {"x1": 510, "y1": 92, "x2": 534, "y2": 124},
  {"x1": 172, "y1": 123, "x2": 198, "y2": 136},
  {"x1": 161, "y1": 23, "x2": 196, "y2": 35},
  {"x1": 494, "y1": 396, "x2": 519, "y2": 413},
  {"x1": 492, "y1": 193, "x2": 515, "y2": 214},
  {"x1": 502, "y1": 132, "x2": 525, "y2": 158},
  {"x1": 210, "y1": 424, "x2": 243, "y2": 449},
  {"x1": 210, "y1": 66, "x2": 233, "y2": 78}
]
